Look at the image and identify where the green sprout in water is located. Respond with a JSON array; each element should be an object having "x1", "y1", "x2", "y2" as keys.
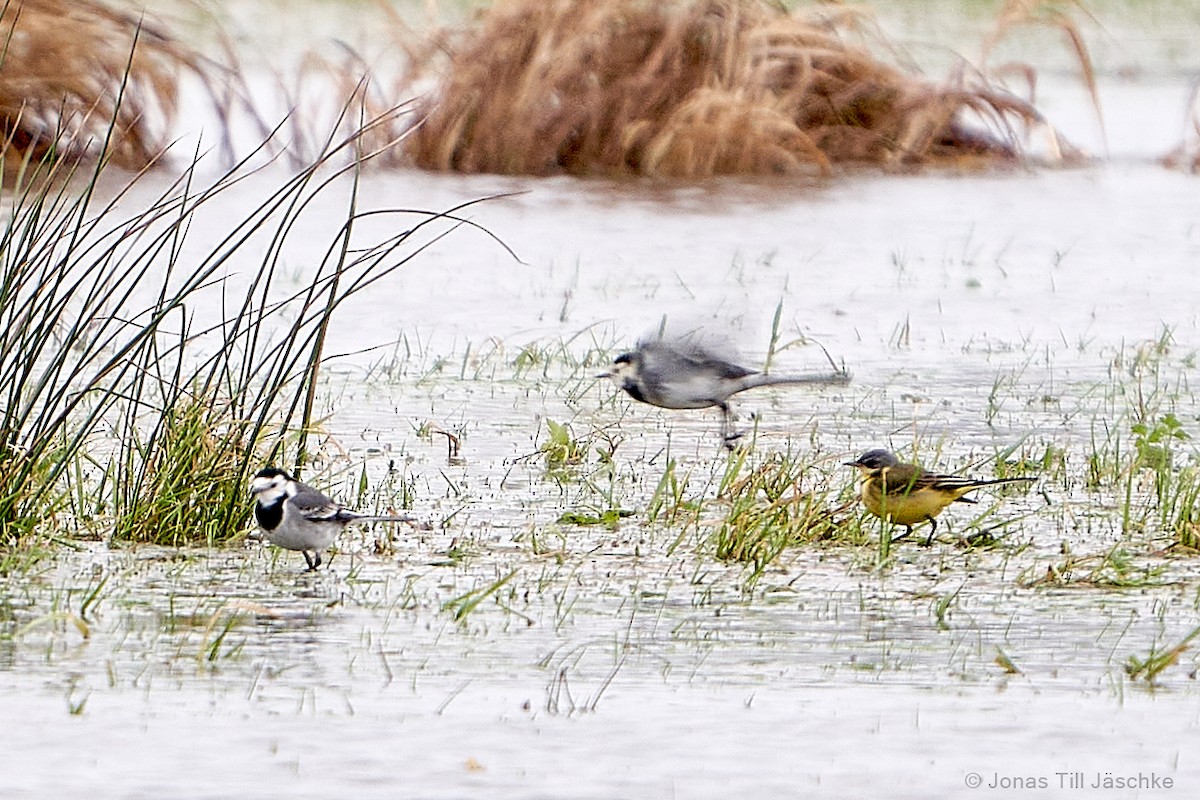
[
  {"x1": 1123, "y1": 413, "x2": 1192, "y2": 533},
  {"x1": 540, "y1": 419, "x2": 587, "y2": 475},
  {"x1": 556, "y1": 509, "x2": 633, "y2": 529},
  {"x1": 1132, "y1": 413, "x2": 1189, "y2": 471},
  {"x1": 1125, "y1": 624, "x2": 1200, "y2": 685},
  {"x1": 442, "y1": 570, "x2": 518, "y2": 623}
]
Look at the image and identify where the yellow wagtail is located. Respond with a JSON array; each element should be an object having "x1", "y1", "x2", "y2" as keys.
[{"x1": 846, "y1": 449, "x2": 1035, "y2": 545}]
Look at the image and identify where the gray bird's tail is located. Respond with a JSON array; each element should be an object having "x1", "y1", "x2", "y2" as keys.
[
  {"x1": 739, "y1": 370, "x2": 851, "y2": 391},
  {"x1": 338, "y1": 512, "x2": 423, "y2": 525}
]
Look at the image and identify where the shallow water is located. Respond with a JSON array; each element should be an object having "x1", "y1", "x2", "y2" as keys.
[
  {"x1": 7, "y1": 7, "x2": 1200, "y2": 798},
  {"x1": 5, "y1": 534, "x2": 1199, "y2": 799}
]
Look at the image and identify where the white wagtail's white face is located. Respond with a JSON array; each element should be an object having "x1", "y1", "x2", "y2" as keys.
[
  {"x1": 599, "y1": 353, "x2": 639, "y2": 387},
  {"x1": 250, "y1": 470, "x2": 290, "y2": 505}
]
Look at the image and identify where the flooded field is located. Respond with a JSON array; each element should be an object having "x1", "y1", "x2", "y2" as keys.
[{"x1": 5, "y1": 2, "x2": 1200, "y2": 798}]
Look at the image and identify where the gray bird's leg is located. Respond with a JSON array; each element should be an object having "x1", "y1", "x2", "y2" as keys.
[{"x1": 719, "y1": 403, "x2": 743, "y2": 448}]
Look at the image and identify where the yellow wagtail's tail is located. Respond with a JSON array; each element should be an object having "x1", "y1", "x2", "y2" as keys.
[{"x1": 929, "y1": 475, "x2": 1037, "y2": 503}]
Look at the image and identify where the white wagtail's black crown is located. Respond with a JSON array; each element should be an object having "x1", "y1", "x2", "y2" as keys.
[{"x1": 253, "y1": 466, "x2": 291, "y2": 481}]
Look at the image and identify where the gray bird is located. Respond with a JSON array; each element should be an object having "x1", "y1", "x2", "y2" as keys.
[
  {"x1": 250, "y1": 467, "x2": 416, "y2": 570},
  {"x1": 598, "y1": 337, "x2": 850, "y2": 444}
]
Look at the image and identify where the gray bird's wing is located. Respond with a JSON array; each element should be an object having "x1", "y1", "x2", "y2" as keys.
[
  {"x1": 638, "y1": 339, "x2": 757, "y2": 383},
  {"x1": 288, "y1": 482, "x2": 348, "y2": 522}
]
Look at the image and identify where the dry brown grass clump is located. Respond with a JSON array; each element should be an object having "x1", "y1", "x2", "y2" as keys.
[
  {"x1": 406, "y1": 0, "x2": 1055, "y2": 178},
  {"x1": 1164, "y1": 88, "x2": 1200, "y2": 173},
  {"x1": 0, "y1": 0, "x2": 196, "y2": 174}
]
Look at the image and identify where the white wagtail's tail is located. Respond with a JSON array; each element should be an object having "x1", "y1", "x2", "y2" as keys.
[
  {"x1": 338, "y1": 511, "x2": 423, "y2": 525},
  {"x1": 739, "y1": 370, "x2": 852, "y2": 391}
]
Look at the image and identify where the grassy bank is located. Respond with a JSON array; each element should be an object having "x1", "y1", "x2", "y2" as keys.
[{"x1": 0, "y1": 112, "x2": 506, "y2": 555}]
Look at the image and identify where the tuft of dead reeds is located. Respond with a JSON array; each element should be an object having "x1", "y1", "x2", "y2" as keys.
[
  {"x1": 1164, "y1": 86, "x2": 1200, "y2": 173},
  {"x1": 405, "y1": 0, "x2": 1055, "y2": 178},
  {"x1": 0, "y1": 0, "x2": 195, "y2": 175}
]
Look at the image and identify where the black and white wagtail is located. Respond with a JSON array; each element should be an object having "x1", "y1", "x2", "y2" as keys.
[
  {"x1": 599, "y1": 337, "x2": 850, "y2": 443},
  {"x1": 250, "y1": 467, "x2": 416, "y2": 570}
]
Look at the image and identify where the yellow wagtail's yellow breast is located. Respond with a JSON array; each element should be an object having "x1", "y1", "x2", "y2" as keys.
[{"x1": 859, "y1": 470, "x2": 963, "y2": 527}]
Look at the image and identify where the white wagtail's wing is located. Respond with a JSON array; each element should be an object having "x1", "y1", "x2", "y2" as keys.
[
  {"x1": 288, "y1": 482, "x2": 352, "y2": 522},
  {"x1": 630, "y1": 340, "x2": 681, "y2": 393},
  {"x1": 682, "y1": 350, "x2": 757, "y2": 380},
  {"x1": 639, "y1": 338, "x2": 756, "y2": 381}
]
